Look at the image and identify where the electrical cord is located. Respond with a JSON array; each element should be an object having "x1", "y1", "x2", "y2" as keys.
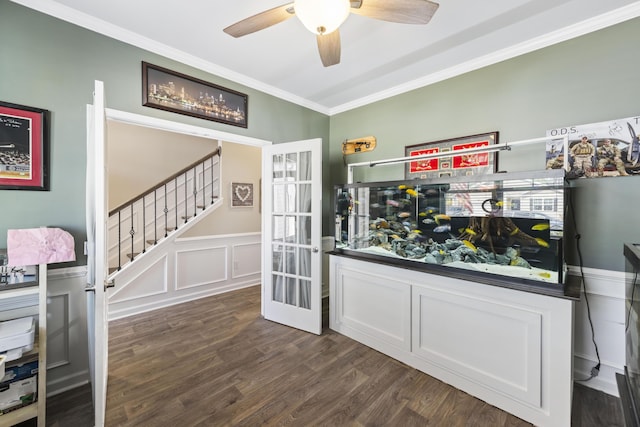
[
  {"x1": 626, "y1": 270, "x2": 638, "y2": 333},
  {"x1": 568, "y1": 187, "x2": 601, "y2": 382}
]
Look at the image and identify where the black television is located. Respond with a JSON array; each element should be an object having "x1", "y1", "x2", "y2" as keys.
[{"x1": 618, "y1": 243, "x2": 640, "y2": 427}]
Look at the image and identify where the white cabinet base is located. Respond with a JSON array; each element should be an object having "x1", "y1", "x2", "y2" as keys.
[{"x1": 330, "y1": 255, "x2": 574, "y2": 427}]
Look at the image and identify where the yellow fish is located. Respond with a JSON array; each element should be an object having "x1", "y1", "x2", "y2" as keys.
[
  {"x1": 462, "y1": 240, "x2": 477, "y2": 252},
  {"x1": 538, "y1": 272, "x2": 551, "y2": 278},
  {"x1": 535, "y1": 237, "x2": 550, "y2": 248},
  {"x1": 509, "y1": 227, "x2": 520, "y2": 236},
  {"x1": 397, "y1": 185, "x2": 407, "y2": 190},
  {"x1": 418, "y1": 212, "x2": 428, "y2": 217},
  {"x1": 464, "y1": 228, "x2": 477, "y2": 236},
  {"x1": 531, "y1": 223, "x2": 550, "y2": 231},
  {"x1": 406, "y1": 189, "x2": 419, "y2": 198},
  {"x1": 495, "y1": 201, "x2": 504, "y2": 207},
  {"x1": 412, "y1": 229, "x2": 422, "y2": 234},
  {"x1": 433, "y1": 214, "x2": 451, "y2": 225}
]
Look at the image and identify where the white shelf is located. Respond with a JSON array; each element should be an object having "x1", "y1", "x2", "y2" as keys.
[{"x1": 0, "y1": 264, "x2": 46, "y2": 427}]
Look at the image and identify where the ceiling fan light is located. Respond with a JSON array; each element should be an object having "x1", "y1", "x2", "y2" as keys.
[{"x1": 294, "y1": 0, "x2": 350, "y2": 35}]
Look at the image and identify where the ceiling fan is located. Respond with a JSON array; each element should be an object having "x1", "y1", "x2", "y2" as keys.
[{"x1": 223, "y1": 0, "x2": 439, "y2": 67}]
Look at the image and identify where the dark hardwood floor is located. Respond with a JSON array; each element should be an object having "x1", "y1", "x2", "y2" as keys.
[{"x1": 41, "y1": 285, "x2": 624, "y2": 426}]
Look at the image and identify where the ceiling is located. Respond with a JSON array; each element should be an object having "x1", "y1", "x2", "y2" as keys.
[{"x1": 14, "y1": 0, "x2": 640, "y2": 115}]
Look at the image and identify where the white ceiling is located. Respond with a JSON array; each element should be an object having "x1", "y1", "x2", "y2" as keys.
[{"x1": 14, "y1": 0, "x2": 640, "y2": 115}]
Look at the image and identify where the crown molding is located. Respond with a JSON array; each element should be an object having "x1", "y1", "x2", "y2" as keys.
[
  {"x1": 10, "y1": 0, "x2": 640, "y2": 116},
  {"x1": 329, "y1": 2, "x2": 640, "y2": 115}
]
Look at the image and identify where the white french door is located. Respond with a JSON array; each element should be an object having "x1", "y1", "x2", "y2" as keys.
[
  {"x1": 86, "y1": 80, "x2": 109, "y2": 427},
  {"x1": 262, "y1": 138, "x2": 323, "y2": 335}
]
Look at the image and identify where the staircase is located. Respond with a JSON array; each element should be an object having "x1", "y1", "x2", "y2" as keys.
[{"x1": 107, "y1": 148, "x2": 222, "y2": 278}]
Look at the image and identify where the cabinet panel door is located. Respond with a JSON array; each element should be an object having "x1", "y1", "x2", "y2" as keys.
[
  {"x1": 412, "y1": 283, "x2": 542, "y2": 407},
  {"x1": 333, "y1": 263, "x2": 411, "y2": 352}
]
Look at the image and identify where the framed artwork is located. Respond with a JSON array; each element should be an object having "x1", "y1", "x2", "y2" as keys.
[
  {"x1": 546, "y1": 115, "x2": 640, "y2": 177},
  {"x1": 231, "y1": 182, "x2": 254, "y2": 207},
  {"x1": 0, "y1": 101, "x2": 49, "y2": 191},
  {"x1": 142, "y1": 62, "x2": 248, "y2": 128},
  {"x1": 405, "y1": 131, "x2": 499, "y2": 180}
]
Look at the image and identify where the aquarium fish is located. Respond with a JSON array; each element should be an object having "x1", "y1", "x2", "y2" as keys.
[
  {"x1": 535, "y1": 237, "x2": 550, "y2": 248},
  {"x1": 412, "y1": 229, "x2": 422, "y2": 234},
  {"x1": 422, "y1": 218, "x2": 435, "y2": 224},
  {"x1": 433, "y1": 224, "x2": 451, "y2": 233},
  {"x1": 462, "y1": 240, "x2": 477, "y2": 252},
  {"x1": 371, "y1": 203, "x2": 381, "y2": 208},
  {"x1": 531, "y1": 223, "x2": 550, "y2": 231},
  {"x1": 463, "y1": 228, "x2": 477, "y2": 236},
  {"x1": 406, "y1": 189, "x2": 419, "y2": 198},
  {"x1": 538, "y1": 272, "x2": 551, "y2": 278},
  {"x1": 397, "y1": 185, "x2": 408, "y2": 190},
  {"x1": 509, "y1": 227, "x2": 520, "y2": 236},
  {"x1": 386, "y1": 199, "x2": 400, "y2": 207},
  {"x1": 398, "y1": 212, "x2": 411, "y2": 218},
  {"x1": 418, "y1": 212, "x2": 428, "y2": 217},
  {"x1": 433, "y1": 214, "x2": 451, "y2": 225}
]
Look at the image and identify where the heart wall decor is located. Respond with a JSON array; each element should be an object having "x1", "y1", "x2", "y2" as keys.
[{"x1": 231, "y1": 182, "x2": 254, "y2": 207}]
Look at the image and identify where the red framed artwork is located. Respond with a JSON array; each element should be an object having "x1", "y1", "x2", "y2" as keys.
[
  {"x1": 0, "y1": 101, "x2": 49, "y2": 190},
  {"x1": 405, "y1": 131, "x2": 499, "y2": 179}
]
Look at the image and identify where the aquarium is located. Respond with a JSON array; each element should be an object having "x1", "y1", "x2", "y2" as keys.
[{"x1": 334, "y1": 169, "x2": 567, "y2": 289}]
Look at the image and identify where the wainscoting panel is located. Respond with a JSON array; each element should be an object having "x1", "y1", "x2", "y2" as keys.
[
  {"x1": 47, "y1": 267, "x2": 91, "y2": 396},
  {"x1": 108, "y1": 232, "x2": 261, "y2": 320},
  {"x1": 47, "y1": 293, "x2": 70, "y2": 369},
  {"x1": 109, "y1": 255, "x2": 168, "y2": 304},
  {"x1": 176, "y1": 246, "x2": 227, "y2": 290},
  {"x1": 231, "y1": 242, "x2": 261, "y2": 279}
]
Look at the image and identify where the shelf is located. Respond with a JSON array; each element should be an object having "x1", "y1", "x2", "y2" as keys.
[
  {"x1": 0, "y1": 286, "x2": 39, "y2": 301},
  {"x1": 0, "y1": 401, "x2": 38, "y2": 425}
]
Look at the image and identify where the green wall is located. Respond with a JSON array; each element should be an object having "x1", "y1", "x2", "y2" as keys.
[
  {"x1": 0, "y1": 2, "x2": 329, "y2": 264},
  {"x1": 2, "y1": 2, "x2": 638, "y2": 272},
  {"x1": 330, "y1": 18, "x2": 640, "y2": 272}
]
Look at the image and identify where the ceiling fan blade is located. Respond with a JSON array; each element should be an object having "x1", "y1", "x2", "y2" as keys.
[
  {"x1": 317, "y1": 30, "x2": 341, "y2": 67},
  {"x1": 351, "y1": 0, "x2": 439, "y2": 25},
  {"x1": 224, "y1": 3, "x2": 295, "y2": 37}
]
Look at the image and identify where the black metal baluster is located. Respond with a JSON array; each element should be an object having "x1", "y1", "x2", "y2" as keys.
[
  {"x1": 193, "y1": 167, "x2": 197, "y2": 217},
  {"x1": 211, "y1": 156, "x2": 215, "y2": 204},
  {"x1": 154, "y1": 189, "x2": 158, "y2": 244},
  {"x1": 174, "y1": 177, "x2": 178, "y2": 230},
  {"x1": 164, "y1": 184, "x2": 169, "y2": 237},
  {"x1": 184, "y1": 172, "x2": 188, "y2": 223},
  {"x1": 142, "y1": 196, "x2": 146, "y2": 253},
  {"x1": 117, "y1": 210, "x2": 122, "y2": 271},
  {"x1": 129, "y1": 204, "x2": 135, "y2": 261},
  {"x1": 201, "y1": 161, "x2": 205, "y2": 212}
]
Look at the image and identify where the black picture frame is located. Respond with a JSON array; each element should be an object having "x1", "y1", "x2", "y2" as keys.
[
  {"x1": 404, "y1": 131, "x2": 499, "y2": 180},
  {"x1": 0, "y1": 101, "x2": 49, "y2": 191},
  {"x1": 142, "y1": 62, "x2": 248, "y2": 128}
]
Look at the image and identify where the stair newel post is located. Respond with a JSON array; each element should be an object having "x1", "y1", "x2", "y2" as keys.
[
  {"x1": 142, "y1": 195, "x2": 146, "y2": 253},
  {"x1": 130, "y1": 203, "x2": 135, "y2": 261},
  {"x1": 164, "y1": 184, "x2": 169, "y2": 238},
  {"x1": 118, "y1": 210, "x2": 122, "y2": 271}
]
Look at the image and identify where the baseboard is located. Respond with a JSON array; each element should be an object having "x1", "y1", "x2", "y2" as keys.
[
  {"x1": 47, "y1": 369, "x2": 90, "y2": 397},
  {"x1": 108, "y1": 281, "x2": 260, "y2": 320}
]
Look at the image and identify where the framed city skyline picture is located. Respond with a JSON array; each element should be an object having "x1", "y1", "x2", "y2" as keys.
[{"x1": 142, "y1": 62, "x2": 248, "y2": 128}]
